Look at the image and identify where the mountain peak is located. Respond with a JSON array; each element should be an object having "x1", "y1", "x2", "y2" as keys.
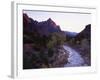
[
  {"x1": 23, "y1": 13, "x2": 31, "y2": 23},
  {"x1": 47, "y1": 18, "x2": 55, "y2": 24},
  {"x1": 75, "y1": 24, "x2": 91, "y2": 40},
  {"x1": 85, "y1": 24, "x2": 91, "y2": 31},
  {"x1": 47, "y1": 18, "x2": 57, "y2": 28},
  {"x1": 23, "y1": 14, "x2": 61, "y2": 36},
  {"x1": 47, "y1": 18, "x2": 52, "y2": 22}
]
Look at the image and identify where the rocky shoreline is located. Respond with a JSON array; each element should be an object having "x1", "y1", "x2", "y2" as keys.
[{"x1": 65, "y1": 43, "x2": 90, "y2": 66}]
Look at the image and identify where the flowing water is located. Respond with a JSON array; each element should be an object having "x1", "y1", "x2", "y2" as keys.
[{"x1": 63, "y1": 45, "x2": 87, "y2": 67}]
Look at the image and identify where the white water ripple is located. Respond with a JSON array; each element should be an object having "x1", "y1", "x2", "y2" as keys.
[{"x1": 63, "y1": 45, "x2": 86, "y2": 67}]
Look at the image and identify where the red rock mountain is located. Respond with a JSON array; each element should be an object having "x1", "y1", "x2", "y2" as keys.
[{"x1": 23, "y1": 13, "x2": 61, "y2": 36}]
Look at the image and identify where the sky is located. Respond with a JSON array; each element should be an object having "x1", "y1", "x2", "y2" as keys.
[{"x1": 23, "y1": 10, "x2": 91, "y2": 33}]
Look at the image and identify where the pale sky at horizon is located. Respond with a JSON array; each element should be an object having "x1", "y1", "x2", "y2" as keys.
[{"x1": 23, "y1": 10, "x2": 91, "y2": 33}]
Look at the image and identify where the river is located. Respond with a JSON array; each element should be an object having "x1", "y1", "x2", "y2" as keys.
[{"x1": 63, "y1": 45, "x2": 87, "y2": 67}]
